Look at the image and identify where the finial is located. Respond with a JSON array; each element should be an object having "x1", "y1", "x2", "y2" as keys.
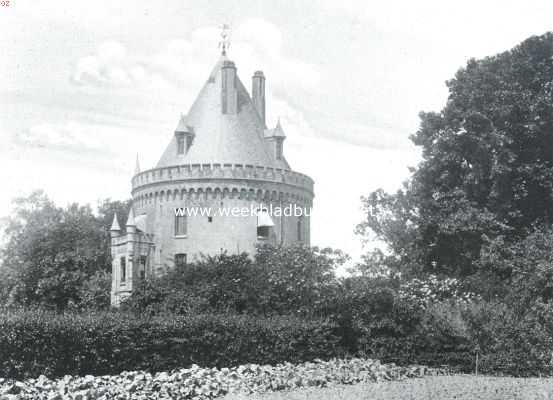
[
  {"x1": 218, "y1": 23, "x2": 231, "y2": 56},
  {"x1": 134, "y1": 153, "x2": 140, "y2": 175}
]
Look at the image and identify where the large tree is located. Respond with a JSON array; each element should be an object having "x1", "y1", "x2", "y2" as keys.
[
  {"x1": 357, "y1": 33, "x2": 553, "y2": 285},
  {"x1": 0, "y1": 191, "x2": 130, "y2": 310}
]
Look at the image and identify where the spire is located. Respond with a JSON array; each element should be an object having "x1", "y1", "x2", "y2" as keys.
[
  {"x1": 134, "y1": 154, "x2": 140, "y2": 175},
  {"x1": 126, "y1": 207, "x2": 136, "y2": 227},
  {"x1": 110, "y1": 212, "x2": 121, "y2": 232},
  {"x1": 272, "y1": 118, "x2": 286, "y2": 137}
]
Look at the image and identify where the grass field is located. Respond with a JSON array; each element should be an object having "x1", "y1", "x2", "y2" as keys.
[{"x1": 223, "y1": 375, "x2": 553, "y2": 400}]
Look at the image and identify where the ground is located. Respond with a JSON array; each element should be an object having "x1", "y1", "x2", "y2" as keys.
[{"x1": 223, "y1": 375, "x2": 553, "y2": 400}]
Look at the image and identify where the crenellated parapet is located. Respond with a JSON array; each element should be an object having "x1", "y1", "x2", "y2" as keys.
[
  {"x1": 131, "y1": 163, "x2": 314, "y2": 211},
  {"x1": 132, "y1": 163, "x2": 314, "y2": 194}
]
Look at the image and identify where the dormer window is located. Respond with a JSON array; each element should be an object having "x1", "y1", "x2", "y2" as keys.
[
  {"x1": 177, "y1": 136, "x2": 185, "y2": 155},
  {"x1": 186, "y1": 135, "x2": 193, "y2": 152},
  {"x1": 276, "y1": 140, "x2": 283, "y2": 160},
  {"x1": 176, "y1": 131, "x2": 194, "y2": 155}
]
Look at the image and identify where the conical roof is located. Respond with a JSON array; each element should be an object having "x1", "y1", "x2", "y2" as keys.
[
  {"x1": 125, "y1": 207, "x2": 136, "y2": 227},
  {"x1": 110, "y1": 212, "x2": 121, "y2": 231},
  {"x1": 156, "y1": 55, "x2": 279, "y2": 168}
]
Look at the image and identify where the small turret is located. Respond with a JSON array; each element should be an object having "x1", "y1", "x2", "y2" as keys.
[
  {"x1": 109, "y1": 212, "x2": 121, "y2": 237},
  {"x1": 265, "y1": 118, "x2": 286, "y2": 161},
  {"x1": 126, "y1": 207, "x2": 136, "y2": 234},
  {"x1": 175, "y1": 115, "x2": 194, "y2": 155}
]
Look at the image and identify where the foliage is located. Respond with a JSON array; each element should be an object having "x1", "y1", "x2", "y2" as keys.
[
  {"x1": 357, "y1": 33, "x2": 553, "y2": 285},
  {"x1": 398, "y1": 275, "x2": 480, "y2": 308},
  {"x1": 0, "y1": 310, "x2": 341, "y2": 380},
  {"x1": 0, "y1": 191, "x2": 129, "y2": 311},
  {"x1": 122, "y1": 245, "x2": 348, "y2": 317},
  {"x1": 0, "y1": 359, "x2": 443, "y2": 400},
  {"x1": 74, "y1": 270, "x2": 112, "y2": 311}
]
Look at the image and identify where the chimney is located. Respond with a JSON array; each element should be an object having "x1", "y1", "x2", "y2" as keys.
[
  {"x1": 221, "y1": 60, "x2": 237, "y2": 114},
  {"x1": 252, "y1": 71, "x2": 265, "y2": 126}
]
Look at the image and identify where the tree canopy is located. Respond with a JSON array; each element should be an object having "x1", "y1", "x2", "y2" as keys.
[
  {"x1": 0, "y1": 190, "x2": 130, "y2": 310},
  {"x1": 357, "y1": 33, "x2": 553, "y2": 287}
]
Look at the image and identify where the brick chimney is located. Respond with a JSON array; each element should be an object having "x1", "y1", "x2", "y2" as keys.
[
  {"x1": 221, "y1": 60, "x2": 237, "y2": 114},
  {"x1": 252, "y1": 70, "x2": 265, "y2": 126}
]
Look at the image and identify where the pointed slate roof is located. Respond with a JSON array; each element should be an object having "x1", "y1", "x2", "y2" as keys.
[
  {"x1": 134, "y1": 154, "x2": 141, "y2": 175},
  {"x1": 125, "y1": 207, "x2": 136, "y2": 227},
  {"x1": 265, "y1": 118, "x2": 286, "y2": 138},
  {"x1": 110, "y1": 212, "x2": 121, "y2": 231},
  {"x1": 156, "y1": 55, "x2": 279, "y2": 169}
]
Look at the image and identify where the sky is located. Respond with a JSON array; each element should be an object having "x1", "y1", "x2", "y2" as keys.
[{"x1": 2, "y1": 0, "x2": 553, "y2": 266}]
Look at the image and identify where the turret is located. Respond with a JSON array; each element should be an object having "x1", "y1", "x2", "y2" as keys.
[
  {"x1": 265, "y1": 118, "x2": 286, "y2": 161},
  {"x1": 125, "y1": 207, "x2": 136, "y2": 234},
  {"x1": 252, "y1": 71, "x2": 266, "y2": 126},
  {"x1": 109, "y1": 212, "x2": 121, "y2": 238},
  {"x1": 221, "y1": 60, "x2": 237, "y2": 114},
  {"x1": 174, "y1": 115, "x2": 194, "y2": 155}
]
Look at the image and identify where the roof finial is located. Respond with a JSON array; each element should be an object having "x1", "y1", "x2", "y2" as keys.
[
  {"x1": 134, "y1": 153, "x2": 141, "y2": 175},
  {"x1": 218, "y1": 23, "x2": 231, "y2": 56}
]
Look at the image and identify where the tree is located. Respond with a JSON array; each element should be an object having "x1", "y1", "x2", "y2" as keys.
[
  {"x1": 358, "y1": 33, "x2": 553, "y2": 284},
  {"x1": 0, "y1": 191, "x2": 129, "y2": 311}
]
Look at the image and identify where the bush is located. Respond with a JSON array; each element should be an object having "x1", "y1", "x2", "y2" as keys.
[
  {"x1": 0, "y1": 310, "x2": 343, "y2": 379},
  {"x1": 122, "y1": 245, "x2": 348, "y2": 317}
]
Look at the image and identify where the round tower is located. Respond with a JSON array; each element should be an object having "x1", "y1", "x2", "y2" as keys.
[{"x1": 111, "y1": 52, "x2": 314, "y2": 305}]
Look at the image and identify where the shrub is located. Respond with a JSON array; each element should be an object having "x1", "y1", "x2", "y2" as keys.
[
  {"x1": 0, "y1": 310, "x2": 342, "y2": 379},
  {"x1": 122, "y1": 245, "x2": 348, "y2": 317}
]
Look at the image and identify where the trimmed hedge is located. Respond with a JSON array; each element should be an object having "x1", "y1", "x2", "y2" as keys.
[{"x1": 0, "y1": 310, "x2": 343, "y2": 379}]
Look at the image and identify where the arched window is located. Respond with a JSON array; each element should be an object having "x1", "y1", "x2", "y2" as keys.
[
  {"x1": 297, "y1": 216, "x2": 303, "y2": 241},
  {"x1": 175, "y1": 209, "x2": 187, "y2": 236},
  {"x1": 276, "y1": 140, "x2": 283, "y2": 160},
  {"x1": 177, "y1": 136, "x2": 185, "y2": 154},
  {"x1": 120, "y1": 257, "x2": 126, "y2": 283}
]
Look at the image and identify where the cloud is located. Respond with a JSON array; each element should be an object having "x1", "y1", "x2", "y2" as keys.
[
  {"x1": 70, "y1": 20, "x2": 321, "y2": 94},
  {"x1": 71, "y1": 41, "x2": 171, "y2": 89}
]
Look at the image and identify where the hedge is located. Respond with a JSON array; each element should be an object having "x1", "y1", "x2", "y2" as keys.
[{"x1": 0, "y1": 310, "x2": 343, "y2": 379}]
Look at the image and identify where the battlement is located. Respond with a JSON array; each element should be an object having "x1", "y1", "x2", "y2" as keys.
[{"x1": 132, "y1": 163, "x2": 314, "y2": 194}]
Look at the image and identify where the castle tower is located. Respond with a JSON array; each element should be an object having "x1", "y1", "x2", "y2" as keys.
[{"x1": 110, "y1": 47, "x2": 314, "y2": 306}]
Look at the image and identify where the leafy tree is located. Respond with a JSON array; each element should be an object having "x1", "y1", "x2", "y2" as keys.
[
  {"x1": 0, "y1": 191, "x2": 128, "y2": 311},
  {"x1": 358, "y1": 33, "x2": 553, "y2": 284}
]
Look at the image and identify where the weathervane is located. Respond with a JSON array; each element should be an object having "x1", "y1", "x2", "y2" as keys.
[{"x1": 219, "y1": 23, "x2": 231, "y2": 56}]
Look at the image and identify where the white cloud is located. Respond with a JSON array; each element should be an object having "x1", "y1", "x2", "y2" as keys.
[{"x1": 71, "y1": 41, "x2": 171, "y2": 89}]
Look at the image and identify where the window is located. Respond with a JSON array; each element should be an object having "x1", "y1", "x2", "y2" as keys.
[
  {"x1": 257, "y1": 208, "x2": 274, "y2": 239},
  {"x1": 120, "y1": 257, "x2": 126, "y2": 283},
  {"x1": 257, "y1": 225, "x2": 270, "y2": 239},
  {"x1": 175, "y1": 213, "x2": 187, "y2": 236},
  {"x1": 297, "y1": 216, "x2": 303, "y2": 241},
  {"x1": 186, "y1": 135, "x2": 193, "y2": 152},
  {"x1": 175, "y1": 253, "x2": 187, "y2": 268},
  {"x1": 208, "y1": 216, "x2": 213, "y2": 223},
  {"x1": 139, "y1": 256, "x2": 147, "y2": 280},
  {"x1": 276, "y1": 140, "x2": 283, "y2": 160},
  {"x1": 177, "y1": 136, "x2": 185, "y2": 155}
]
